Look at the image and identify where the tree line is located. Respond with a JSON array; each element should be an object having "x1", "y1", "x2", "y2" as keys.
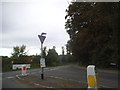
[
  {"x1": 2, "y1": 45, "x2": 74, "y2": 72},
  {"x1": 65, "y1": 2, "x2": 119, "y2": 68}
]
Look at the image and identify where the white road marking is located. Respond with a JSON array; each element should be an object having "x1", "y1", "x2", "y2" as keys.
[
  {"x1": 29, "y1": 67, "x2": 64, "y2": 74},
  {"x1": 6, "y1": 76, "x2": 14, "y2": 79},
  {"x1": 32, "y1": 69, "x2": 55, "y2": 72},
  {"x1": 16, "y1": 75, "x2": 24, "y2": 80},
  {"x1": 49, "y1": 75, "x2": 112, "y2": 88},
  {"x1": 16, "y1": 75, "x2": 21, "y2": 80},
  {"x1": 33, "y1": 83, "x2": 53, "y2": 88},
  {"x1": 49, "y1": 75, "x2": 86, "y2": 84},
  {"x1": 99, "y1": 82, "x2": 112, "y2": 88},
  {"x1": 44, "y1": 67, "x2": 64, "y2": 72},
  {"x1": 34, "y1": 83, "x2": 39, "y2": 86}
]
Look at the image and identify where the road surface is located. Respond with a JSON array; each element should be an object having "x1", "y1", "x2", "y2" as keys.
[{"x1": 2, "y1": 64, "x2": 118, "y2": 88}]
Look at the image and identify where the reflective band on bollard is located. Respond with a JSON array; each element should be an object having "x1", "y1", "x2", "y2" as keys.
[{"x1": 87, "y1": 65, "x2": 99, "y2": 90}]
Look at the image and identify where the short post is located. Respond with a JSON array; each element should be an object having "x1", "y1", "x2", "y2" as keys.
[
  {"x1": 22, "y1": 65, "x2": 27, "y2": 76},
  {"x1": 87, "y1": 65, "x2": 99, "y2": 90},
  {"x1": 41, "y1": 67, "x2": 44, "y2": 79}
]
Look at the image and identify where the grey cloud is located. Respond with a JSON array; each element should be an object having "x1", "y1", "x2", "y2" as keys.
[{"x1": 1, "y1": 1, "x2": 69, "y2": 56}]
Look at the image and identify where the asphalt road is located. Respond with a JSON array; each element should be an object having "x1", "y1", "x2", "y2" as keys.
[{"x1": 2, "y1": 64, "x2": 118, "y2": 88}]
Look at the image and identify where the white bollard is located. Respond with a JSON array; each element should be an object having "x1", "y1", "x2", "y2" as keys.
[
  {"x1": 87, "y1": 65, "x2": 99, "y2": 90},
  {"x1": 22, "y1": 65, "x2": 27, "y2": 76}
]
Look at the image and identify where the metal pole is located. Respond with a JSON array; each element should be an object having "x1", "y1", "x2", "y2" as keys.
[{"x1": 41, "y1": 42, "x2": 44, "y2": 80}]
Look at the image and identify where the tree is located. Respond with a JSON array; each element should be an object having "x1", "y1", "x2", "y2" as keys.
[
  {"x1": 42, "y1": 46, "x2": 47, "y2": 58},
  {"x1": 62, "y1": 46, "x2": 65, "y2": 55},
  {"x1": 46, "y1": 47, "x2": 59, "y2": 66},
  {"x1": 2, "y1": 56, "x2": 12, "y2": 72},
  {"x1": 11, "y1": 45, "x2": 27, "y2": 59},
  {"x1": 66, "y1": 40, "x2": 72, "y2": 55},
  {"x1": 65, "y1": 2, "x2": 119, "y2": 67}
]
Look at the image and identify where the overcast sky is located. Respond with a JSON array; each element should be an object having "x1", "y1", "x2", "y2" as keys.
[{"x1": 0, "y1": 0, "x2": 72, "y2": 57}]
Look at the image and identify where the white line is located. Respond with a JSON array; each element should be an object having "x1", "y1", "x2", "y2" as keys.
[
  {"x1": 34, "y1": 83, "x2": 40, "y2": 86},
  {"x1": 6, "y1": 76, "x2": 14, "y2": 79},
  {"x1": 16, "y1": 75, "x2": 21, "y2": 80},
  {"x1": 16, "y1": 75, "x2": 24, "y2": 80},
  {"x1": 49, "y1": 75, "x2": 112, "y2": 88},
  {"x1": 49, "y1": 75, "x2": 87, "y2": 84},
  {"x1": 99, "y1": 82, "x2": 112, "y2": 88},
  {"x1": 45, "y1": 67, "x2": 62, "y2": 72},
  {"x1": 33, "y1": 83, "x2": 53, "y2": 88}
]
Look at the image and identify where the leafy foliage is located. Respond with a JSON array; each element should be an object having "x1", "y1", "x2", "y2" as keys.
[
  {"x1": 11, "y1": 45, "x2": 27, "y2": 58},
  {"x1": 42, "y1": 46, "x2": 47, "y2": 58},
  {"x1": 11, "y1": 45, "x2": 29, "y2": 64},
  {"x1": 46, "y1": 47, "x2": 59, "y2": 66},
  {"x1": 65, "y1": 2, "x2": 119, "y2": 67},
  {"x1": 62, "y1": 46, "x2": 65, "y2": 55},
  {"x1": 2, "y1": 56, "x2": 12, "y2": 72}
]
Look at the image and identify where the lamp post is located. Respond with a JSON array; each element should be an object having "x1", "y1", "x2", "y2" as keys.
[{"x1": 38, "y1": 33, "x2": 46, "y2": 80}]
